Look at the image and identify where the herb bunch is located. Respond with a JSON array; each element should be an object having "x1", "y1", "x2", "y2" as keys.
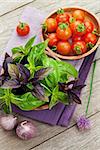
[{"x1": 0, "y1": 36, "x2": 80, "y2": 113}]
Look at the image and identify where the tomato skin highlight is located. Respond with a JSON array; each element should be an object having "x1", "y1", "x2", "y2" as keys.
[
  {"x1": 16, "y1": 22, "x2": 30, "y2": 36},
  {"x1": 72, "y1": 35, "x2": 82, "y2": 42},
  {"x1": 83, "y1": 33, "x2": 97, "y2": 45},
  {"x1": 56, "y1": 13, "x2": 70, "y2": 23},
  {"x1": 48, "y1": 33, "x2": 58, "y2": 47},
  {"x1": 72, "y1": 10, "x2": 85, "y2": 21},
  {"x1": 57, "y1": 41, "x2": 71, "y2": 55},
  {"x1": 56, "y1": 23, "x2": 72, "y2": 40},
  {"x1": 46, "y1": 18, "x2": 57, "y2": 32},
  {"x1": 84, "y1": 21, "x2": 94, "y2": 33},
  {"x1": 72, "y1": 41, "x2": 87, "y2": 55}
]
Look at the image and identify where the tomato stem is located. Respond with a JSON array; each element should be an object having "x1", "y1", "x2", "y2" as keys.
[
  {"x1": 19, "y1": 22, "x2": 25, "y2": 29},
  {"x1": 77, "y1": 23, "x2": 86, "y2": 32},
  {"x1": 75, "y1": 45, "x2": 82, "y2": 54},
  {"x1": 57, "y1": 8, "x2": 64, "y2": 14},
  {"x1": 42, "y1": 23, "x2": 47, "y2": 32},
  {"x1": 59, "y1": 23, "x2": 68, "y2": 30},
  {"x1": 92, "y1": 29, "x2": 100, "y2": 37},
  {"x1": 69, "y1": 17, "x2": 75, "y2": 23}
]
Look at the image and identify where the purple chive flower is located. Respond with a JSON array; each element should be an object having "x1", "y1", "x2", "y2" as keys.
[{"x1": 76, "y1": 115, "x2": 91, "y2": 131}]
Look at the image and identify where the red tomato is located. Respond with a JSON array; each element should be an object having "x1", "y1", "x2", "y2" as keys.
[
  {"x1": 72, "y1": 41, "x2": 87, "y2": 55},
  {"x1": 56, "y1": 13, "x2": 69, "y2": 24},
  {"x1": 70, "y1": 20, "x2": 86, "y2": 36},
  {"x1": 45, "y1": 18, "x2": 57, "y2": 32},
  {"x1": 16, "y1": 22, "x2": 30, "y2": 36},
  {"x1": 72, "y1": 35, "x2": 82, "y2": 42},
  {"x1": 83, "y1": 33, "x2": 97, "y2": 45},
  {"x1": 48, "y1": 33, "x2": 58, "y2": 47},
  {"x1": 72, "y1": 10, "x2": 85, "y2": 21},
  {"x1": 56, "y1": 23, "x2": 72, "y2": 40},
  {"x1": 57, "y1": 41, "x2": 71, "y2": 55},
  {"x1": 84, "y1": 20, "x2": 94, "y2": 33}
]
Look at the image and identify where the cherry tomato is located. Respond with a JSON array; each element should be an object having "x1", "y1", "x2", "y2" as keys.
[
  {"x1": 83, "y1": 33, "x2": 97, "y2": 45},
  {"x1": 16, "y1": 22, "x2": 30, "y2": 36},
  {"x1": 72, "y1": 35, "x2": 82, "y2": 42},
  {"x1": 45, "y1": 18, "x2": 57, "y2": 32},
  {"x1": 72, "y1": 41, "x2": 87, "y2": 55},
  {"x1": 72, "y1": 10, "x2": 85, "y2": 21},
  {"x1": 56, "y1": 23, "x2": 72, "y2": 40},
  {"x1": 48, "y1": 33, "x2": 58, "y2": 47},
  {"x1": 84, "y1": 20, "x2": 94, "y2": 33},
  {"x1": 70, "y1": 20, "x2": 86, "y2": 36},
  {"x1": 56, "y1": 9, "x2": 70, "y2": 23},
  {"x1": 57, "y1": 41, "x2": 71, "y2": 55}
]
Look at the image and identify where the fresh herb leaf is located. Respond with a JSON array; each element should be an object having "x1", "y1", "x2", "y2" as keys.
[
  {"x1": 49, "y1": 85, "x2": 68, "y2": 109},
  {"x1": 24, "y1": 36, "x2": 36, "y2": 54},
  {"x1": 17, "y1": 64, "x2": 30, "y2": 84},
  {"x1": 1, "y1": 79, "x2": 20, "y2": 89},
  {"x1": 12, "y1": 46, "x2": 24, "y2": 54},
  {"x1": 59, "y1": 80, "x2": 85, "y2": 104},
  {"x1": 33, "y1": 67, "x2": 53, "y2": 82},
  {"x1": 32, "y1": 83, "x2": 49, "y2": 102},
  {"x1": 57, "y1": 61, "x2": 78, "y2": 78},
  {"x1": 8, "y1": 64, "x2": 19, "y2": 79},
  {"x1": 3, "y1": 53, "x2": 13, "y2": 76},
  {"x1": 12, "y1": 92, "x2": 46, "y2": 111}
]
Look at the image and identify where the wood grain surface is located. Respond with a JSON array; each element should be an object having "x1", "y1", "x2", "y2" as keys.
[{"x1": 0, "y1": 0, "x2": 100, "y2": 150}]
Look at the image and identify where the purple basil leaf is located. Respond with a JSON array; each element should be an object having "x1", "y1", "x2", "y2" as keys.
[
  {"x1": 17, "y1": 64, "x2": 30, "y2": 83},
  {"x1": 66, "y1": 80, "x2": 77, "y2": 86},
  {"x1": 3, "y1": 53, "x2": 13, "y2": 76},
  {"x1": 58, "y1": 82, "x2": 69, "y2": 92},
  {"x1": 67, "y1": 91, "x2": 74, "y2": 104},
  {"x1": 70, "y1": 91, "x2": 81, "y2": 104},
  {"x1": 8, "y1": 64, "x2": 19, "y2": 79},
  {"x1": 33, "y1": 67, "x2": 53, "y2": 82},
  {"x1": 1, "y1": 79, "x2": 20, "y2": 89},
  {"x1": 72, "y1": 84, "x2": 86, "y2": 92},
  {"x1": 32, "y1": 83, "x2": 49, "y2": 101}
]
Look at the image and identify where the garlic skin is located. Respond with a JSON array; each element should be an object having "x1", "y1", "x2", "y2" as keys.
[
  {"x1": 16, "y1": 120, "x2": 37, "y2": 140},
  {"x1": 0, "y1": 114, "x2": 17, "y2": 131}
]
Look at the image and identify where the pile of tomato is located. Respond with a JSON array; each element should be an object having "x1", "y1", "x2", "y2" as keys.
[{"x1": 43, "y1": 9, "x2": 98, "y2": 56}]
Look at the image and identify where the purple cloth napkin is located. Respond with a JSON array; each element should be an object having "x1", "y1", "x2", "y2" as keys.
[{"x1": 1, "y1": 7, "x2": 97, "y2": 127}]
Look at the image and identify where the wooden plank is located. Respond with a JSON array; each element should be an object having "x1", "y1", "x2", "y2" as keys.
[
  {"x1": 0, "y1": 0, "x2": 33, "y2": 16},
  {"x1": 32, "y1": 112, "x2": 100, "y2": 150},
  {"x1": 0, "y1": 59, "x2": 100, "y2": 150}
]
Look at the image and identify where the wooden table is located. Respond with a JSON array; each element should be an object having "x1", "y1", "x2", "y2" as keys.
[{"x1": 0, "y1": 1, "x2": 100, "y2": 150}]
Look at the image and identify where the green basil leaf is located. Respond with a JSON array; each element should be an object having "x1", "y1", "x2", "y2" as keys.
[
  {"x1": 12, "y1": 92, "x2": 46, "y2": 110},
  {"x1": 49, "y1": 85, "x2": 59, "y2": 109},
  {"x1": 24, "y1": 36, "x2": 36, "y2": 54},
  {"x1": 49, "y1": 85, "x2": 68, "y2": 109},
  {"x1": 0, "y1": 88, "x2": 4, "y2": 97},
  {"x1": 2, "y1": 104, "x2": 10, "y2": 114},
  {"x1": 58, "y1": 92, "x2": 69, "y2": 105},
  {"x1": 26, "y1": 50, "x2": 35, "y2": 77},
  {"x1": 12, "y1": 46, "x2": 24, "y2": 54},
  {"x1": 43, "y1": 56, "x2": 60, "y2": 88},
  {"x1": 57, "y1": 60, "x2": 78, "y2": 78},
  {"x1": 12, "y1": 52, "x2": 24, "y2": 63},
  {"x1": 31, "y1": 40, "x2": 48, "y2": 62}
]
